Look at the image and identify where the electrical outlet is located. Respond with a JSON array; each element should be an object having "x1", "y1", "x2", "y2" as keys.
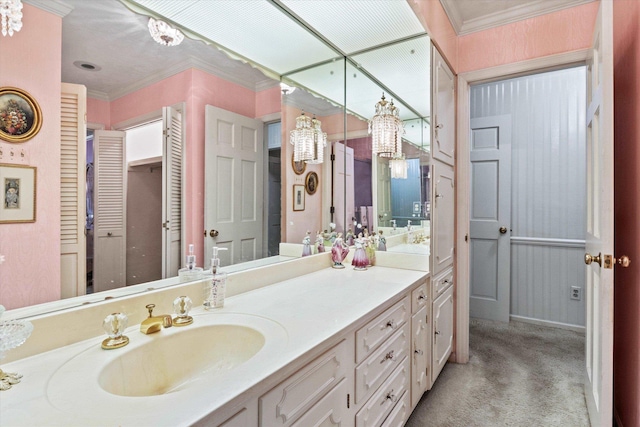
[{"x1": 571, "y1": 286, "x2": 582, "y2": 301}]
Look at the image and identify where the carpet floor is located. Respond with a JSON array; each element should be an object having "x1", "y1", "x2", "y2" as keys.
[{"x1": 404, "y1": 319, "x2": 589, "y2": 427}]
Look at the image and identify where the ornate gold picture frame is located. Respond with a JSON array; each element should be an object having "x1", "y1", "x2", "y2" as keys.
[
  {"x1": 0, "y1": 87, "x2": 42, "y2": 143},
  {"x1": 291, "y1": 153, "x2": 306, "y2": 175}
]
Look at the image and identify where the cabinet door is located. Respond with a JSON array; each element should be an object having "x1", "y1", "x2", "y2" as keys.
[
  {"x1": 431, "y1": 46, "x2": 455, "y2": 166},
  {"x1": 411, "y1": 305, "x2": 429, "y2": 407},
  {"x1": 431, "y1": 161, "x2": 455, "y2": 276},
  {"x1": 432, "y1": 285, "x2": 454, "y2": 384},
  {"x1": 291, "y1": 379, "x2": 347, "y2": 427}
]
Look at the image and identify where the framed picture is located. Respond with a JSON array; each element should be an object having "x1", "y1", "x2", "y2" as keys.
[
  {"x1": 0, "y1": 164, "x2": 36, "y2": 223},
  {"x1": 291, "y1": 153, "x2": 306, "y2": 175},
  {"x1": 305, "y1": 171, "x2": 318, "y2": 195},
  {"x1": 0, "y1": 87, "x2": 43, "y2": 143},
  {"x1": 293, "y1": 184, "x2": 305, "y2": 211}
]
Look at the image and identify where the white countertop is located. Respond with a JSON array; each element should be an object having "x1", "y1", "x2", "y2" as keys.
[{"x1": 0, "y1": 266, "x2": 426, "y2": 427}]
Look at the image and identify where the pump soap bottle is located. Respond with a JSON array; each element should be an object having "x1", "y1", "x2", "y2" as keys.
[
  {"x1": 178, "y1": 244, "x2": 204, "y2": 283},
  {"x1": 204, "y1": 247, "x2": 228, "y2": 309}
]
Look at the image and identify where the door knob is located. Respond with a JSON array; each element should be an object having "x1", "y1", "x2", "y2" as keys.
[
  {"x1": 616, "y1": 255, "x2": 631, "y2": 268},
  {"x1": 499, "y1": 227, "x2": 507, "y2": 234},
  {"x1": 209, "y1": 229, "x2": 219, "y2": 238},
  {"x1": 584, "y1": 252, "x2": 602, "y2": 266}
]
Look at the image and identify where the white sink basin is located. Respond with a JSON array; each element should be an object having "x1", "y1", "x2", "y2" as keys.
[
  {"x1": 99, "y1": 324, "x2": 266, "y2": 397},
  {"x1": 46, "y1": 313, "x2": 288, "y2": 421}
]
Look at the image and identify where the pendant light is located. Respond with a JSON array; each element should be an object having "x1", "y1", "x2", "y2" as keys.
[{"x1": 368, "y1": 93, "x2": 404, "y2": 158}]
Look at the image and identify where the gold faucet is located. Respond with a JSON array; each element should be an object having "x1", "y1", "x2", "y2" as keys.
[{"x1": 140, "y1": 304, "x2": 173, "y2": 334}]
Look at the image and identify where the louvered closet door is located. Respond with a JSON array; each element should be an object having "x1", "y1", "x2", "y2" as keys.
[
  {"x1": 60, "y1": 83, "x2": 87, "y2": 298},
  {"x1": 162, "y1": 106, "x2": 183, "y2": 277},
  {"x1": 93, "y1": 130, "x2": 126, "y2": 292}
]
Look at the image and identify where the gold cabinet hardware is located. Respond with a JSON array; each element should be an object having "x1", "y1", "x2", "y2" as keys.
[{"x1": 584, "y1": 252, "x2": 602, "y2": 266}]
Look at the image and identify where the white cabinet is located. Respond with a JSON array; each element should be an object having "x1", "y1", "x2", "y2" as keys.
[
  {"x1": 411, "y1": 305, "x2": 430, "y2": 408},
  {"x1": 432, "y1": 281, "x2": 454, "y2": 384},
  {"x1": 260, "y1": 340, "x2": 349, "y2": 427},
  {"x1": 291, "y1": 379, "x2": 348, "y2": 427},
  {"x1": 431, "y1": 46, "x2": 456, "y2": 167},
  {"x1": 431, "y1": 161, "x2": 455, "y2": 277}
]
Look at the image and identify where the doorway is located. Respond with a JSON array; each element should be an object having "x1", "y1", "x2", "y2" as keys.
[{"x1": 469, "y1": 66, "x2": 587, "y2": 329}]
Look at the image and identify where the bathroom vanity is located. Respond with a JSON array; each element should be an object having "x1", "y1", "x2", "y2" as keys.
[{"x1": 0, "y1": 254, "x2": 453, "y2": 426}]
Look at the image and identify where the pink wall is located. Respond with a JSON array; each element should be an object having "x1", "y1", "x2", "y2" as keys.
[
  {"x1": 86, "y1": 97, "x2": 110, "y2": 128},
  {"x1": 0, "y1": 5, "x2": 62, "y2": 309},
  {"x1": 256, "y1": 86, "x2": 281, "y2": 118},
  {"x1": 613, "y1": 2, "x2": 640, "y2": 425},
  {"x1": 457, "y1": 2, "x2": 599, "y2": 74}
]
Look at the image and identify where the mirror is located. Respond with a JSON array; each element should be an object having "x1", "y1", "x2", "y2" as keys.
[{"x1": 5, "y1": 0, "x2": 431, "y2": 316}]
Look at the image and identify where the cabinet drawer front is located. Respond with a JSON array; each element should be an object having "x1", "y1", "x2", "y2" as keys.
[
  {"x1": 356, "y1": 296, "x2": 410, "y2": 363},
  {"x1": 411, "y1": 282, "x2": 429, "y2": 313},
  {"x1": 260, "y1": 340, "x2": 348, "y2": 427},
  {"x1": 355, "y1": 322, "x2": 410, "y2": 404},
  {"x1": 433, "y1": 267, "x2": 453, "y2": 299},
  {"x1": 291, "y1": 379, "x2": 347, "y2": 427},
  {"x1": 381, "y1": 390, "x2": 410, "y2": 427},
  {"x1": 355, "y1": 357, "x2": 410, "y2": 427}
]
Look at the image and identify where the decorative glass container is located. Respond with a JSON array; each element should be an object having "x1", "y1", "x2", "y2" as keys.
[{"x1": 0, "y1": 319, "x2": 34, "y2": 391}]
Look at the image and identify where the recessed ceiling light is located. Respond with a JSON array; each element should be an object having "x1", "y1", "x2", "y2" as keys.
[{"x1": 73, "y1": 61, "x2": 101, "y2": 72}]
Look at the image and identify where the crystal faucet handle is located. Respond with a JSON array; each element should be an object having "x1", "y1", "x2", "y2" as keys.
[
  {"x1": 172, "y1": 296, "x2": 193, "y2": 326},
  {"x1": 101, "y1": 313, "x2": 129, "y2": 350}
]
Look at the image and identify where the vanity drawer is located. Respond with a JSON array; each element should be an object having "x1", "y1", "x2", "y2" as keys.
[
  {"x1": 380, "y1": 389, "x2": 410, "y2": 427},
  {"x1": 355, "y1": 322, "x2": 410, "y2": 404},
  {"x1": 355, "y1": 356, "x2": 410, "y2": 427},
  {"x1": 432, "y1": 267, "x2": 453, "y2": 299},
  {"x1": 259, "y1": 340, "x2": 348, "y2": 427},
  {"x1": 411, "y1": 281, "x2": 429, "y2": 313},
  {"x1": 356, "y1": 296, "x2": 410, "y2": 363}
]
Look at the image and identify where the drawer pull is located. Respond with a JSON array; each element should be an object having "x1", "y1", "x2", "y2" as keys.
[
  {"x1": 414, "y1": 349, "x2": 423, "y2": 355},
  {"x1": 417, "y1": 293, "x2": 426, "y2": 301},
  {"x1": 435, "y1": 330, "x2": 441, "y2": 335},
  {"x1": 381, "y1": 389, "x2": 398, "y2": 405},
  {"x1": 380, "y1": 350, "x2": 396, "y2": 364},
  {"x1": 383, "y1": 319, "x2": 397, "y2": 330}
]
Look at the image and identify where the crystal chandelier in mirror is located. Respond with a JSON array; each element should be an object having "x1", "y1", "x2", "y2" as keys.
[
  {"x1": 369, "y1": 94, "x2": 404, "y2": 158},
  {"x1": 1, "y1": 0, "x2": 22, "y2": 37},
  {"x1": 290, "y1": 112, "x2": 327, "y2": 164},
  {"x1": 148, "y1": 17, "x2": 184, "y2": 46},
  {"x1": 389, "y1": 154, "x2": 408, "y2": 179}
]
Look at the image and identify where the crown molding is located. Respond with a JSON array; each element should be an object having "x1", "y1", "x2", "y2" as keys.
[
  {"x1": 86, "y1": 90, "x2": 109, "y2": 102},
  {"x1": 23, "y1": 0, "x2": 73, "y2": 17},
  {"x1": 440, "y1": 0, "x2": 596, "y2": 36}
]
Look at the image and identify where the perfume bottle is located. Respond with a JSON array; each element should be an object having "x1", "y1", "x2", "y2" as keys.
[{"x1": 204, "y1": 247, "x2": 228, "y2": 310}]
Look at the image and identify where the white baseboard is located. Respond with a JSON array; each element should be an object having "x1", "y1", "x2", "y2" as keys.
[{"x1": 510, "y1": 315, "x2": 585, "y2": 334}]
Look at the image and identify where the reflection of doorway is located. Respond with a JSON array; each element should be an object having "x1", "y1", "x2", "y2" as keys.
[{"x1": 267, "y1": 121, "x2": 281, "y2": 257}]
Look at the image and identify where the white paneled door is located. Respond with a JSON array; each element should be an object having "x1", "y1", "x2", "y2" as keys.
[
  {"x1": 162, "y1": 106, "x2": 183, "y2": 278},
  {"x1": 333, "y1": 141, "x2": 354, "y2": 234},
  {"x1": 93, "y1": 130, "x2": 126, "y2": 292},
  {"x1": 584, "y1": 2, "x2": 614, "y2": 425},
  {"x1": 469, "y1": 115, "x2": 511, "y2": 322},
  {"x1": 204, "y1": 106, "x2": 264, "y2": 268}
]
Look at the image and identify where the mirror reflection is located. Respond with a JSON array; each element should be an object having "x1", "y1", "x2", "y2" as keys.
[{"x1": 5, "y1": 0, "x2": 432, "y2": 315}]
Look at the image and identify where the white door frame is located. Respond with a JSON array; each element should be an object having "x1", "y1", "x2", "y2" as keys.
[{"x1": 455, "y1": 49, "x2": 590, "y2": 363}]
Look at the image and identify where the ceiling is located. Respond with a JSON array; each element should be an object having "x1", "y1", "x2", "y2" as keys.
[{"x1": 439, "y1": 0, "x2": 596, "y2": 35}]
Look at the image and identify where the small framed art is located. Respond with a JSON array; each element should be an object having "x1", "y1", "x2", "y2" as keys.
[
  {"x1": 0, "y1": 164, "x2": 36, "y2": 223},
  {"x1": 293, "y1": 184, "x2": 305, "y2": 211},
  {"x1": 0, "y1": 87, "x2": 42, "y2": 143},
  {"x1": 305, "y1": 171, "x2": 318, "y2": 195}
]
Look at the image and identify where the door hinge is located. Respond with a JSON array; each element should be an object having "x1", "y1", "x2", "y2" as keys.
[
  {"x1": 465, "y1": 233, "x2": 468, "y2": 242},
  {"x1": 162, "y1": 221, "x2": 170, "y2": 229},
  {"x1": 330, "y1": 206, "x2": 335, "y2": 214},
  {"x1": 347, "y1": 393, "x2": 350, "y2": 409},
  {"x1": 331, "y1": 154, "x2": 336, "y2": 161}
]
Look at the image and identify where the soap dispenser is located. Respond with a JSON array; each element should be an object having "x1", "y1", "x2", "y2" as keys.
[
  {"x1": 204, "y1": 247, "x2": 228, "y2": 310},
  {"x1": 178, "y1": 244, "x2": 204, "y2": 283}
]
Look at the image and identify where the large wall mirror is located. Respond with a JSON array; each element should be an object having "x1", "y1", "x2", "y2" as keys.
[{"x1": 9, "y1": 0, "x2": 431, "y2": 316}]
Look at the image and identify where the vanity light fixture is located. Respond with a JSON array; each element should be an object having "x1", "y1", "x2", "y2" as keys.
[
  {"x1": 0, "y1": 0, "x2": 22, "y2": 37},
  {"x1": 148, "y1": 17, "x2": 184, "y2": 47},
  {"x1": 290, "y1": 112, "x2": 327, "y2": 164},
  {"x1": 389, "y1": 154, "x2": 408, "y2": 179},
  {"x1": 369, "y1": 93, "x2": 404, "y2": 158}
]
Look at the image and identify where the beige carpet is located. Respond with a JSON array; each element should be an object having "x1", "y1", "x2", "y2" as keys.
[{"x1": 405, "y1": 319, "x2": 589, "y2": 427}]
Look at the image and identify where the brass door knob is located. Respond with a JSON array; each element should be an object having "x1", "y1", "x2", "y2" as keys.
[
  {"x1": 499, "y1": 227, "x2": 507, "y2": 234},
  {"x1": 209, "y1": 229, "x2": 219, "y2": 238},
  {"x1": 585, "y1": 253, "x2": 602, "y2": 266},
  {"x1": 616, "y1": 255, "x2": 631, "y2": 268}
]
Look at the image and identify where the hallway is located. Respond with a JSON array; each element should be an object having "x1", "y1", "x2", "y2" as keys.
[{"x1": 406, "y1": 319, "x2": 588, "y2": 426}]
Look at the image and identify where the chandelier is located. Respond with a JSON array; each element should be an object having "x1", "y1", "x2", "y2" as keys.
[
  {"x1": 1, "y1": 0, "x2": 22, "y2": 37},
  {"x1": 290, "y1": 112, "x2": 327, "y2": 164},
  {"x1": 148, "y1": 17, "x2": 184, "y2": 47},
  {"x1": 389, "y1": 154, "x2": 408, "y2": 179},
  {"x1": 368, "y1": 94, "x2": 404, "y2": 158}
]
